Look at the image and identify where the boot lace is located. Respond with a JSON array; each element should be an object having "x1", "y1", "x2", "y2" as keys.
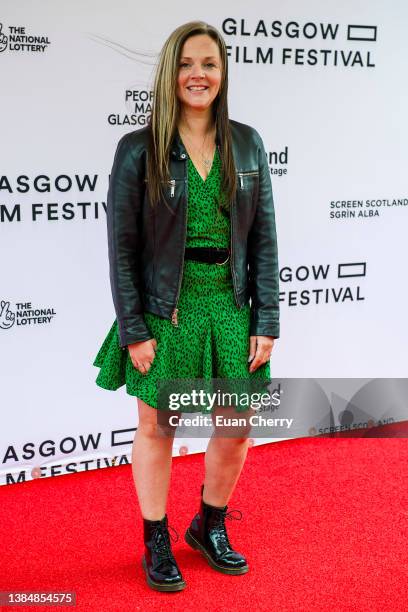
[
  {"x1": 151, "y1": 523, "x2": 179, "y2": 562},
  {"x1": 212, "y1": 508, "x2": 243, "y2": 551}
]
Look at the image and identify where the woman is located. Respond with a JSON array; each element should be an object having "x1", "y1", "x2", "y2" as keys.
[{"x1": 93, "y1": 21, "x2": 280, "y2": 592}]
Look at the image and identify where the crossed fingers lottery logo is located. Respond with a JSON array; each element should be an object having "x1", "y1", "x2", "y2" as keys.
[
  {"x1": 0, "y1": 23, "x2": 51, "y2": 53},
  {"x1": 0, "y1": 301, "x2": 15, "y2": 329},
  {"x1": 0, "y1": 23, "x2": 8, "y2": 52},
  {"x1": 0, "y1": 300, "x2": 56, "y2": 330}
]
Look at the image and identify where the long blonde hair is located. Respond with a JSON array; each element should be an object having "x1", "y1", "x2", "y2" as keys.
[{"x1": 146, "y1": 21, "x2": 237, "y2": 210}]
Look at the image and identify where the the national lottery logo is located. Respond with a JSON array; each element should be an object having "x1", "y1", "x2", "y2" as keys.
[
  {"x1": 0, "y1": 22, "x2": 51, "y2": 54},
  {"x1": 0, "y1": 300, "x2": 56, "y2": 329}
]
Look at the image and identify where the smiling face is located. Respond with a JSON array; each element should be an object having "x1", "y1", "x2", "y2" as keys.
[{"x1": 176, "y1": 34, "x2": 222, "y2": 114}]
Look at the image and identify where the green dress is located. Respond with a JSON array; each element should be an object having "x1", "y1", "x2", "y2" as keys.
[{"x1": 93, "y1": 148, "x2": 270, "y2": 412}]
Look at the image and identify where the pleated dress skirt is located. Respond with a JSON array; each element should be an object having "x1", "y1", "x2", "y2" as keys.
[{"x1": 93, "y1": 148, "x2": 270, "y2": 413}]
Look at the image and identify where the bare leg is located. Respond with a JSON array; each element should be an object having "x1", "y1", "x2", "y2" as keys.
[
  {"x1": 203, "y1": 405, "x2": 254, "y2": 507},
  {"x1": 131, "y1": 398, "x2": 179, "y2": 520}
]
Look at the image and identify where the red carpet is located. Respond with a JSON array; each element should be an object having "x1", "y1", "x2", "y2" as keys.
[{"x1": 2, "y1": 437, "x2": 408, "y2": 611}]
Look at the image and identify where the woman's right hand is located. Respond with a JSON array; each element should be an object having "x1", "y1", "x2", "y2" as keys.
[{"x1": 128, "y1": 338, "x2": 157, "y2": 374}]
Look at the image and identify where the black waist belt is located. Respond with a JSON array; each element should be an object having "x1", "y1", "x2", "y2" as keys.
[{"x1": 184, "y1": 247, "x2": 230, "y2": 265}]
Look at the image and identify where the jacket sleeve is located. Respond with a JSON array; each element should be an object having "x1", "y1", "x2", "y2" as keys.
[
  {"x1": 247, "y1": 129, "x2": 280, "y2": 338},
  {"x1": 107, "y1": 134, "x2": 153, "y2": 348}
]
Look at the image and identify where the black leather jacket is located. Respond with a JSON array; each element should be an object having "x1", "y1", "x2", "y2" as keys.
[{"x1": 107, "y1": 119, "x2": 280, "y2": 348}]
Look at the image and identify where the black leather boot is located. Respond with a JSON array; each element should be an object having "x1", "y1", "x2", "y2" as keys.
[
  {"x1": 185, "y1": 484, "x2": 249, "y2": 574},
  {"x1": 142, "y1": 514, "x2": 186, "y2": 591}
]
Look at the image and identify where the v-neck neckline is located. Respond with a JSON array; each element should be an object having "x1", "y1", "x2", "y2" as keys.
[{"x1": 188, "y1": 147, "x2": 218, "y2": 185}]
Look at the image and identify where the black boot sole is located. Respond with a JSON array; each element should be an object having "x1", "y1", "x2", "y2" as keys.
[
  {"x1": 141, "y1": 555, "x2": 186, "y2": 591},
  {"x1": 185, "y1": 528, "x2": 249, "y2": 575}
]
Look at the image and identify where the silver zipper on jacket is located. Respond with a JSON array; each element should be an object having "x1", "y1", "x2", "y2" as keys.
[
  {"x1": 233, "y1": 171, "x2": 259, "y2": 306},
  {"x1": 171, "y1": 176, "x2": 187, "y2": 326},
  {"x1": 144, "y1": 178, "x2": 176, "y2": 198},
  {"x1": 238, "y1": 171, "x2": 259, "y2": 190},
  {"x1": 229, "y1": 194, "x2": 240, "y2": 309}
]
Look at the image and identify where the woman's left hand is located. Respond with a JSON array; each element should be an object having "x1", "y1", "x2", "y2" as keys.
[{"x1": 248, "y1": 335, "x2": 275, "y2": 373}]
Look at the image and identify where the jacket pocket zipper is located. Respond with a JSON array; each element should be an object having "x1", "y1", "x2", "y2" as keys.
[
  {"x1": 144, "y1": 178, "x2": 176, "y2": 198},
  {"x1": 237, "y1": 171, "x2": 259, "y2": 190}
]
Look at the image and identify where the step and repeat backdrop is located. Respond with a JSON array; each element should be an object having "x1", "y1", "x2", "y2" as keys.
[{"x1": 1, "y1": 0, "x2": 407, "y2": 485}]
